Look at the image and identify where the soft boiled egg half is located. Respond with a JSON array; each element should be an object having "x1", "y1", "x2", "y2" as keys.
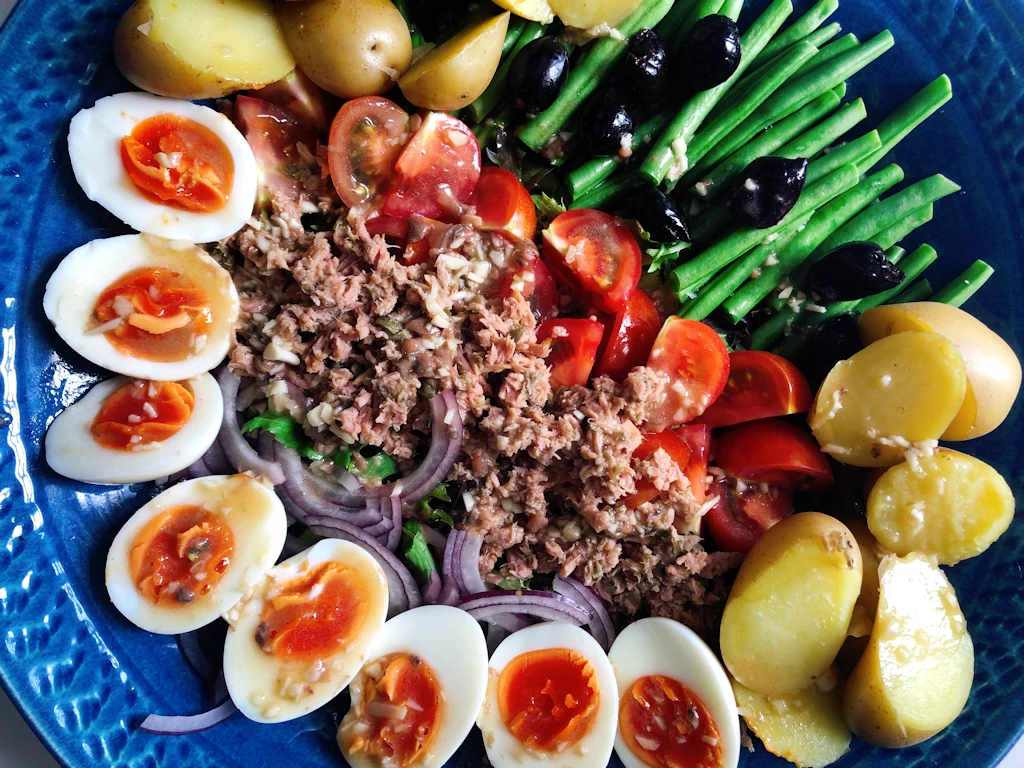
[
  {"x1": 338, "y1": 605, "x2": 489, "y2": 768},
  {"x1": 105, "y1": 474, "x2": 287, "y2": 635},
  {"x1": 478, "y1": 623, "x2": 619, "y2": 768},
  {"x1": 43, "y1": 233, "x2": 239, "y2": 380},
  {"x1": 46, "y1": 373, "x2": 221, "y2": 485},
  {"x1": 68, "y1": 92, "x2": 257, "y2": 242},
  {"x1": 223, "y1": 539, "x2": 389, "y2": 724},
  {"x1": 609, "y1": 617, "x2": 740, "y2": 768}
]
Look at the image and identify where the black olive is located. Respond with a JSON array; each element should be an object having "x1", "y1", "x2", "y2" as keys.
[
  {"x1": 794, "y1": 313, "x2": 863, "y2": 389},
  {"x1": 678, "y1": 15, "x2": 742, "y2": 92},
  {"x1": 728, "y1": 156, "x2": 808, "y2": 229},
  {"x1": 625, "y1": 29, "x2": 669, "y2": 104},
  {"x1": 808, "y1": 241, "x2": 906, "y2": 301},
  {"x1": 579, "y1": 87, "x2": 637, "y2": 156},
  {"x1": 630, "y1": 184, "x2": 691, "y2": 242},
  {"x1": 507, "y1": 37, "x2": 570, "y2": 114}
]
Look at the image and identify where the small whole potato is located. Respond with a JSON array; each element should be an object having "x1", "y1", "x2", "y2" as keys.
[{"x1": 276, "y1": 0, "x2": 412, "y2": 99}]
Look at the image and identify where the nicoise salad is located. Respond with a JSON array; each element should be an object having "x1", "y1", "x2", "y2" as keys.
[{"x1": 41, "y1": 0, "x2": 1020, "y2": 765}]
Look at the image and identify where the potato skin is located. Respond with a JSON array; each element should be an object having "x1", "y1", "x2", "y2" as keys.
[{"x1": 276, "y1": 0, "x2": 412, "y2": 99}]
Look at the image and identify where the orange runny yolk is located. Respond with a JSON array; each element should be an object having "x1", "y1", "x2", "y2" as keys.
[
  {"x1": 129, "y1": 504, "x2": 234, "y2": 606},
  {"x1": 497, "y1": 647, "x2": 600, "y2": 751},
  {"x1": 619, "y1": 675, "x2": 723, "y2": 768},
  {"x1": 120, "y1": 113, "x2": 234, "y2": 212},
  {"x1": 91, "y1": 266, "x2": 212, "y2": 362},
  {"x1": 90, "y1": 379, "x2": 194, "y2": 450},
  {"x1": 342, "y1": 653, "x2": 443, "y2": 767}
]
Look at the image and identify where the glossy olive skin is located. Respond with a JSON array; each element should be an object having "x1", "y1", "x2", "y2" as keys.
[
  {"x1": 578, "y1": 87, "x2": 636, "y2": 156},
  {"x1": 808, "y1": 241, "x2": 905, "y2": 301},
  {"x1": 625, "y1": 28, "x2": 668, "y2": 104},
  {"x1": 728, "y1": 156, "x2": 808, "y2": 229},
  {"x1": 631, "y1": 184, "x2": 691, "y2": 242},
  {"x1": 679, "y1": 14, "x2": 742, "y2": 92},
  {"x1": 794, "y1": 313, "x2": 862, "y2": 388},
  {"x1": 507, "y1": 36, "x2": 569, "y2": 113}
]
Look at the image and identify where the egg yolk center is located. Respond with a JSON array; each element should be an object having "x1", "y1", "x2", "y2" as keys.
[
  {"x1": 91, "y1": 266, "x2": 212, "y2": 362},
  {"x1": 619, "y1": 675, "x2": 723, "y2": 768},
  {"x1": 129, "y1": 505, "x2": 234, "y2": 606},
  {"x1": 90, "y1": 379, "x2": 194, "y2": 450},
  {"x1": 120, "y1": 113, "x2": 234, "y2": 212},
  {"x1": 256, "y1": 562, "x2": 368, "y2": 663},
  {"x1": 341, "y1": 653, "x2": 443, "y2": 767},
  {"x1": 497, "y1": 647, "x2": 600, "y2": 752}
]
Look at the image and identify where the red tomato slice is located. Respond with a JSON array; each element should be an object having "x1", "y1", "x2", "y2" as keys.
[
  {"x1": 676, "y1": 424, "x2": 711, "y2": 503},
  {"x1": 696, "y1": 351, "x2": 812, "y2": 429},
  {"x1": 593, "y1": 289, "x2": 661, "y2": 381},
  {"x1": 644, "y1": 318, "x2": 730, "y2": 431},
  {"x1": 714, "y1": 418, "x2": 834, "y2": 490},
  {"x1": 537, "y1": 318, "x2": 605, "y2": 389},
  {"x1": 235, "y1": 96, "x2": 316, "y2": 210},
  {"x1": 365, "y1": 215, "x2": 409, "y2": 239},
  {"x1": 704, "y1": 477, "x2": 794, "y2": 554},
  {"x1": 247, "y1": 69, "x2": 333, "y2": 134},
  {"x1": 381, "y1": 112, "x2": 481, "y2": 222},
  {"x1": 541, "y1": 209, "x2": 641, "y2": 313},
  {"x1": 470, "y1": 166, "x2": 537, "y2": 240},
  {"x1": 490, "y1": 239, "x2": 560, "y2": 322},
  {"x1": 328, "y1": 96, "x2": 410, "y2": 209}
]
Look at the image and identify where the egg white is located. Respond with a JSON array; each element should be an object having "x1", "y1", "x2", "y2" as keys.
[
  {"x1": 339, "y1": 605, "x2": 489, "y2": 768},
  {"x1": 223, "y1": 539, "x2": 390, "y2": 724},
  {"x1": 608, "y1": 617, "x2": 740, "y2": 768},
  {"x1": 478, "y1": 623, "x2": 619, "y2": 768},
  {"x1": 68, "y1": 92, "x2": 257, "y2": 242},
  {"x1": 43, "y1": 233, "x2": 239, "y2": 380},
  {"x1": 105, "y1": 474, "x2": 287, "y2": 635}
]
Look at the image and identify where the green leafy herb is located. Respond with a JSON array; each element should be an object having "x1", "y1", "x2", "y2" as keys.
[
  {"x1": 357, "y1": 451, "x2": 399, "y2": 482},
  {"x1": 496, "y1": 576, "x2": 531, "y2": 591},
  {"x1": 532, "y1": 192, "x2": 566, "y2": 230},
  {"x1": 241, "y1": 411, "x2": 325, "y2": 461},
  {"x1": 400, "y1": 520, "x2": 436, "y2": 583},
  {"x1": 645, "y1": 241, "x2": 691, "y2": 274},
  {"x1": 419, "y1": 483, "x2": 454, "y2": 527}
]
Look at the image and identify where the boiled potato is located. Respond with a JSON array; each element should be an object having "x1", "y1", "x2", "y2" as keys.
[
  {"x1": 833, "y1": 517, "x2": 885, "y2": 674},
  {"x1": 551, "y1": 0, "x2": 643, "y2": 29},
  {"x1": 843, "y1": 553, "x2": 974, "y2": 748},
  {"x1": 114, "y1": 0, "x2": 295, "y2": 99},
  {"x1": 493, "y1": 0, "x2": 555, "y2": 23},
  {"x1": 721, "y1": 513, "x2": 862, "y2": 696},
  {"x1": 859, "y1": 302, "x2": 1022, "y2": 439},
  {"x1": 809, "y1": 332, "x2": 967, "y2": 467},
  {"x1": 399, "y1": 12, "x2": 510, "y2": 110},
  {"x1": 867, "y1": 448, "x2": 1014, "y2": 565},
  {"x1": 276, "y1": 0, "x2": 412, "y2": 99},
  {"x1": 733, "y1": 675, "x2": 851, "y2": 768}
]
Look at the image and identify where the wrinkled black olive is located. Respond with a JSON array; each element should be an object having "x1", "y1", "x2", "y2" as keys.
[
  {"x1": 579, "y1": 87, "x2": 637, "y2": 156},
  {"x1": 728, "y1": 156, "x2": 808, "y2": 229},
  {"x1": 794, "y1": 313, "x2": 863, "y2": 388},
  {"x1": 507, "y1": 37, "x2": 570, "y2": 114},
  {"x1": 625, "y1": 29, "x2": 669, "y2": 104},
  {"x1": 808, "y1": 241, "x2": 905, "y2": 301},
  {"x1": 630, "y1": 184, "x2": 691, "y2": 242},
  {"x1": 678, "y1": 15, "x2": 742, "y2": 92}
]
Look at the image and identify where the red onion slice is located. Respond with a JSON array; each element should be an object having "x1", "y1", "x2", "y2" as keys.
[
  {"x1": 459, "y1": 590, "x2": 591, "y2": 625},
  {"x1": 385, "y1": 495, "x2": 403, "y2": 552},
  {"x1": 554, "y1": 576, "x2": 615, "y2": 650},
  {"x1": 176, "y1": 632, "x2": 214, "y2": 680},
  {"x1": 421, "y1": 570, "x2": 442, "y2": 604},
  {"x1": 439, "y1": 530, "x2": 465, "y2": 605},
  {"x1": 185, "y1": 454, "x2": 213, "y2": 479},
  {"x1": 458, "y1": 532, "x2": 489, "y2": 595},
  {"x1": 419, "y1": 524, "x2": 447, "y2": 552},
  {"x1": 140, "y1": 698, "x2": 238, "y2": 735},
  {"x1": 216, "y1": 368, "x2": 285, "y2": 485},
  {"x1": 203, "y1": 439, "x2": 233, "y2": 475},
  {"x1": 274, "y1": 443, "x2": 378, "y2": 522}
]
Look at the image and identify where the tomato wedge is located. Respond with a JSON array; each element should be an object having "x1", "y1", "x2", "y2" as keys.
[
  {"x1": 593, "y1": 289, "x2": 661, "y2": 382},
  {"x1": 328, "y1": 96, "x2": 410, "y2": 209},
  {"x1": 703, "y1": 477, "x2": 794, "y2": 554},
  {"x1": 676, "y1": 424, "x2": 711, "y2": 503},
  {"x1": 714, "y1": 418, "x2": 834, "y2": 490},
  {"x1": 644, "y1": 318, "x2": 730, "y2": 431},
  {"x1": 491, "y1": 240, "x2": 560, "y2": 322},
  {"x1": 235, "y1": 96, "x2": 316, "y2": 211},
  {"x1": 541, "y1": 209, "x2": 641, "y2": 313},
  {"x1": 537, "y1": 318, "x2": 605, "y2": 389},
  {"x1": 381, "y1": 112, "x2": 481, "y2": 222},
  {"x1": 623, "y1": 429, "x2": 692, "y2": 510},
  {"x1": 471, "y1": 166, "x2": 537, "y2": 240},
  {"x1": 696, "y1": 351, "x2": 812, "y2": 429},
  {"x1": 247, "y1": 69, "x2": 332, "y2": 134}
]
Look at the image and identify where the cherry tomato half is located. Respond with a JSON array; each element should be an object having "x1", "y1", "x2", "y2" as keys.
[
  {"x1": 703, "y1": 477, "x2": 794, "y2": 554},
  {"x1": 471, "y1": 166, "x2": 537, "y2": 241},
  {"x1": 490, "y1": 238, "x2": 560, "y2": 322},
  {"x1": 247, "y1": 68, "x2": 333, "y2": 134},
  {"x1": 696, "y1": 351, "x2": 812, "y2": 429},
  {"x1": 542, "y1": 209, "x2": 641, "y2": 313},
  {"x1": 328, "y1": 96, "x2": 410, "y2": 209},
  {"x1": 623, "y1": 429, "x2": 693, "y2": 510},
  {"x1": 235, "y1": 96, "x2": 317, "y2": 210},
  {"x1": 676, "y1": 424, "x2": 711, "y2": 503},
  {"x1": 593, "y1": 288, "x2": 661, "y2": 381},
  {"x1": 537, "y1": 318, "x2": 605, "y2": 389},
  {"x1": 714, "y1": 418, "x2": 834, "y2": 490},
  {"x1": 381, "y1": 111, "x2": 481, "y2": 222},
  {"x1": 644, "y1": 318, "x2": 730, "y2": 431}
]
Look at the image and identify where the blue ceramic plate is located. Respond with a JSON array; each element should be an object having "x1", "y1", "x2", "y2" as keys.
[{"x1": 1, "y1": 0, "x2": 1022, "y2": 766}]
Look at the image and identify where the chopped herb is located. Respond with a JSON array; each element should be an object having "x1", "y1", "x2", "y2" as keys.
[
  {"x1": 357, "y1": 451, "x2": 399, "y2": 482},
  {"x1": 532, "y1": 192, "x2": 566, "y2": 230},
  {"x1": 645, "y1": 240, "x2": 691, "y2": 274},
  {"x1": 400, "y1": 520, "x2": 436, "y2": 583},
  {"x1": 419, "y1": 483, "x2": 454, "y2": 527},
  {"x1": 376, "y1": 315, "x2": 405, "y2": 337},
  {"x1": 241, "y1": 411, "x2": 325, "y2": 461},
  {"x1": 497, "y1": 576, "x2": 531, "y2": 590}
]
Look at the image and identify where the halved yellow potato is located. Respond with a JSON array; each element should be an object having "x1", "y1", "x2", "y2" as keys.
[
  {"x1": 551, "y1": 0, "x2": 642, "y2": 29},
  {"x1": 493, "y1": 0, "x2": 554, "y2": 23}
]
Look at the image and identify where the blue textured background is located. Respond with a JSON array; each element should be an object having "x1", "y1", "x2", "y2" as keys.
[{"x1": 0, "y1": 0, "x2": 1022, "y2": 766}]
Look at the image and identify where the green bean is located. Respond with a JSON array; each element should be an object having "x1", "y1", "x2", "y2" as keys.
[
  {"x1": 655, "y1": 0, "x2": 700, "y2": 39},
  {"x1": 751, "y1": 0, "x2": 839, "y2": 69},
  {"x1": 859, "y1": 75, "x2": 954, "y2": 172},
  {"x1": 794, "y1": 32, "x2": 858, "y2": 78},
  {"x1": 856, "y1": 245, "x2": 938, "y2": 311},
  {"x1": 671, "y1": 0, "x2": 726, "y2": 43},
  {"x1": 518, "y1": 0, "x2": 675, "y2": 151},
  {"x1": 872, "y1": 202, "x2": 934, "y2": 251},
  {"x1": 569, "y1": 173, "x2": 637, "y2": 210},
  {"x1": 802, "y1": 126, "x2": 879, "y2": 184},
  {"x1": 884, "y1": 245, "x2": 907, "y2": 266},
  {"x1": 502, "y1": 15, "x2": 527, "y2": 57},
  {"x1": 668, "y1": 163, "x2": 859, "y2": 294},
  {"x1": 740, "y1": 21, "x2": 842, "y2": 88},
  {"x1": 641, "y1": 0, "x2": 795, "y2": 185},
  {"x1": 888, "y1": 278, "x2": 933, "y2": 304},
  {"x1": 931, "y1": 260, "x2": 994, "y2": 307},
  {"x1": 690, "y1": 202, "x2": 735, "y2": 243},
  {"x1": 467, "y1": 22, "x2": 547, "y2": 124}
]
